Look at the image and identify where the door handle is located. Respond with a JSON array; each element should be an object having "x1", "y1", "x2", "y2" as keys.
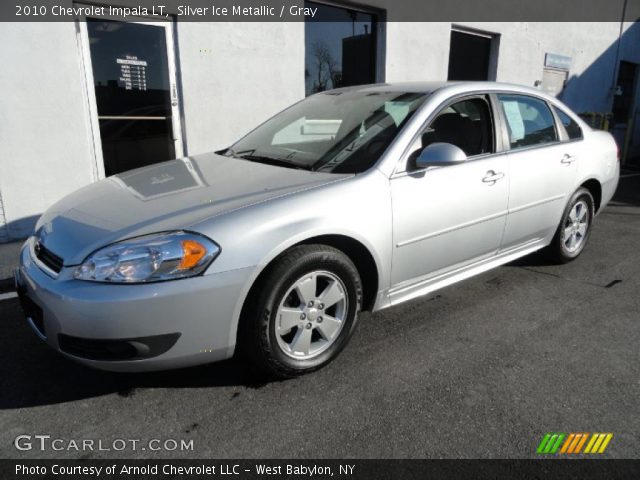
[
  {"x1": 171, "y1": 84, "x2": 179, "y2": 107},
  {"x1": 482, "y1": 171, "x2": 505, "y2": 184},
  {"x1": 561, "y1": 154, "x2": 576, "y2": 164}
]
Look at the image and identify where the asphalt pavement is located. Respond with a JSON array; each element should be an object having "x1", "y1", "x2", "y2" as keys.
[{"x1": 0, "y1": 174, "x2": 639, "y2": 459}]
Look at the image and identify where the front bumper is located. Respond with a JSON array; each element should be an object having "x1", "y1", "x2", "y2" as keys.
[{"x1": 15, "y1": 240, "x2": 254, "y2": 372}]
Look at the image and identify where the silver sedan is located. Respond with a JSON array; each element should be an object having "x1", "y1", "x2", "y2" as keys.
[{"x1": 16, "y1": 82, "x2": 619, "y2": 377}]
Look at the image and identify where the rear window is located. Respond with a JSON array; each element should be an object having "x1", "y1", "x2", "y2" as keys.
[
  {"x1": 554, "y1": 107, "x2": 583, "y2": 140},
  {"x1": 498, "y1": 94, "x2": 558, "y2": 149}
]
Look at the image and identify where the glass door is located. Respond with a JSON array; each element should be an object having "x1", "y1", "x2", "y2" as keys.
[{"x1": 79, "y1": 18, "x2": 183, "y2": 177}]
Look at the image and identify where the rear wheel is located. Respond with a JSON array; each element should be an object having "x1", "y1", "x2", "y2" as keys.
[
  {"x1": 547, "y1": 187, "x2": 594, "y2": 263},
  {"x1": 239, "y1": 245, "x2": 362, "y2": 378}
]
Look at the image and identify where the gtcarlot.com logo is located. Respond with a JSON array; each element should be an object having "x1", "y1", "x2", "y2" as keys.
[
  {"x1": 536, "y1": 433, "x2": 613, "y2": 455},
  {"x1": 14, "y1": 435, "x2": 194, "y2": 452}
]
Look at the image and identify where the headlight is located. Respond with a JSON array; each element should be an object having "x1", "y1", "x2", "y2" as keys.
[{"x1": 74, "y1": 231, "x2": 220, "y2": 283}]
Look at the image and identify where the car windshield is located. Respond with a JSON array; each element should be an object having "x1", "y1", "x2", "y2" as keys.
[{"x1": 224, "y1": 90, "x2": 429, "y2": 173}]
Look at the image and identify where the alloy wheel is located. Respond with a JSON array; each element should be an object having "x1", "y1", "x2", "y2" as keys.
[
  {"x1": 274, "y1": 270, "x2": 348, "y2": 360},
  {"x1": 562, "y1": 199, "x2": 590, "y2": 253}
]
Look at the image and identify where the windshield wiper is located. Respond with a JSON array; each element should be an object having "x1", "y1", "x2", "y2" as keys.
[{"x1": 236, "y1": 154, "x2": 310, "y2": 171}]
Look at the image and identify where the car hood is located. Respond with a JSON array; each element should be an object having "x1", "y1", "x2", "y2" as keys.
[{"x1": 36, "y1": 152, "x2": 349, "y2": 266}]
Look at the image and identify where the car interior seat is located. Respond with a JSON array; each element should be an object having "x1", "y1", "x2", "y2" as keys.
[
  {"x1": 421, "y1": 112, "x2": 473, "y2": 154},
  {"x1": 330, "y1": 110, "x2": 399, "y2": 173}
]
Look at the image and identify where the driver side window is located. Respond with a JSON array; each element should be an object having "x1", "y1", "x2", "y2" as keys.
[{"x1": 420, "y1": 96, "x2": 495, "y2": 158}]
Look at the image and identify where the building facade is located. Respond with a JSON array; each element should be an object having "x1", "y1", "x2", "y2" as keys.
[{"x1": 1, "y1": 3, "x2": 639, "y2": 242}]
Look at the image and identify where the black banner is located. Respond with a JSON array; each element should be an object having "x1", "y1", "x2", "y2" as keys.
[
  {"x1": 3, "y1": 459, "x2": 640, "y2": 480},
  {"x1": 3, "y1": 0, "x2": 640, "y2": 22}
]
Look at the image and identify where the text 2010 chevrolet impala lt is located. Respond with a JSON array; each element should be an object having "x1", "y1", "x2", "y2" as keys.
[{"x1": 16, "y1": 82, "x2": 619, "y2": 377}]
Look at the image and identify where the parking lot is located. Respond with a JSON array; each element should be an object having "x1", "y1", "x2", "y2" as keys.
[{"x1": 1, "y1": 174, "x2": 639, "y2": 459}]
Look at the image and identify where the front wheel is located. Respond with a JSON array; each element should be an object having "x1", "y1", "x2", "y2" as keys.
[
  {"x1": 547, "y1": 187, "x2": 594, "y2": 263},
  {"x1": 239, "y1": 245, "x2": 362, "y2": 378}
]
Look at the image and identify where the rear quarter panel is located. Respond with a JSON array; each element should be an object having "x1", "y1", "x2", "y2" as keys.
[{"x1": 576, "y1": 129, "x2": 620, "y2": 209}]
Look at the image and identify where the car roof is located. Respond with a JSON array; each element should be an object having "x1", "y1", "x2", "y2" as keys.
[{"x1": 324, "y1": 81, "x2": 548, "y2": 97}]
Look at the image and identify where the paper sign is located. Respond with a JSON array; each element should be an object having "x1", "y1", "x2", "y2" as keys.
[
  {"x1": 502, "y1": 101, "x2": 525, "y2": 142},
  {"x1": 116, "y1": 55, "x2": 148, "y2": 91}
]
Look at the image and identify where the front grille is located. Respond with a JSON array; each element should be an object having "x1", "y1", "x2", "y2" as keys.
[{"x1": 34, "y1": 241, "x2": 63, "y2": 273}]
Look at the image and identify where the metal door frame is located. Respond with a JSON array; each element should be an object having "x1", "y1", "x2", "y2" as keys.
[{"x1": 76, "y1": 12, "x2": 184, "y2": 180}]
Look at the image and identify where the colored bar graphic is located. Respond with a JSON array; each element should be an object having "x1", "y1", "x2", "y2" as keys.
[
  {"x1": 550, "y1": 434, "x2": 565, "y2": 453},
  {"x1": 537, "y1": 433, "x2": 565, "y2": 454},
  {"x1": 544, "y1": 434, "x2": 558, "y2": 453},
  {"x1": 537, "y1": 434, "x2": 552, "y2": 454},
  {"x1": 584, "y1": 433, "x2": 614, "y2": 454},
  {"x1": 574, "y1": 433, "x2": 589, "y2": 453},
  {"x1": 592, "y1": 434, "x2": 606, "y2": 452},
  {"x1": 538, "y1": 433, "x2": 613, "y2": 455},
  {"x1": 598, "y1": 434, "x2": 613, "y2": 453},
  {"x1": 584, "y1": 434, "x2": 598, "y2": 453},
  {"x1": 560, "y1": 433, "x2": 575, "y2": 454},
  {"x1": 568, "y1": 433, "x2": 582, "y2": 453}
]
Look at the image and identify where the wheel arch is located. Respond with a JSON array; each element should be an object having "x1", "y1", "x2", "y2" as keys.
[
  {"x1": 580, "y1": 178, "x2": 602, "y2": 213},
  {"x1": 240, "y1": 234, "x2": 380, "y2": 319},
  {"x1": 232, "y1": 233, "x2": 381, "y2": 358},
  {"x1": 296, "y1": 234, "x2": 379, "y2": 312}
]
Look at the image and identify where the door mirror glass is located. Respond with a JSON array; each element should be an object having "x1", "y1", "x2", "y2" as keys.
[{"x1": 415, "y1": 142, "x2": 468, "y2": 169}]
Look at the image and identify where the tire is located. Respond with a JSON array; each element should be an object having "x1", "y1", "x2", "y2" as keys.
[
  {"x1": 238, "y1": 244, "x2": 363, "y2": 378},
  {"x1": 546, "y1": 187, "x2": 595, "y2": 263}
]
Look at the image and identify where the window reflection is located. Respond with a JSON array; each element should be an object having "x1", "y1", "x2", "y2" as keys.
[
  {"x1": 87, "y1": 19, "x2": 176, "y2": 176},
  {"x1": 304, "y1": 1, "x2": 377, "y2": 96},
  {"x1": 87, "y1": 19, "x2": 171, "y2": 117}
]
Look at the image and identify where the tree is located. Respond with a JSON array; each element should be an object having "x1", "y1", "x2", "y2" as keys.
[{"x1": 310, "y1": 41, "x2": 341, "y2": 93}]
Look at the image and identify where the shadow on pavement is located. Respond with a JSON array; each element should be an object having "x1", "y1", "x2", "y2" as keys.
[
  {"x1": 507, "y1": 250, "x2": 555, "y2": 268},
  {"x1": 0, "y1": 298, "x2": 269, "y2": 409},
  {"x1": 612, "y1": 172, "x2": 640, "y2": 206}
]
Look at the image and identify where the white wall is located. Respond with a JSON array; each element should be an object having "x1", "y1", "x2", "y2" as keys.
[
  {"x1": 0, "y1": 22, "x2": 97, "y2": 240},
  {"x1": 385, "y1": 23, "x2": 452, "y2": 82},
  {"x1": 177, "y1": 22, "x2": 305, "y2": 154},
  {"x1": 385, "y1": 22, "x2": 640, "y2": 113}
]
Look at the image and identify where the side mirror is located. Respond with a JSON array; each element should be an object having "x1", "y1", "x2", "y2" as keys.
[{"x1": 414, "y1": 142, "x2": 467, "y2": 169}]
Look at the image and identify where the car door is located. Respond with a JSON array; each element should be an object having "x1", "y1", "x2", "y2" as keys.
[
  {"x1": 496, "y1": 94, "x2": 578, "y2": 251},
  {"x1": 390, "y1": 95, "x2": 509, "y2": 296}
]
